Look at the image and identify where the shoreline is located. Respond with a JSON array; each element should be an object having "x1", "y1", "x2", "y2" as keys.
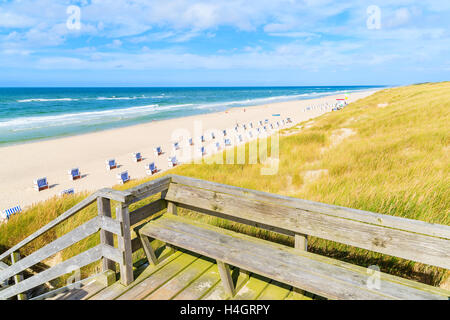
[
  {"x1": 0, "y1": 87, "x2": 383, "y2": 149},
  {"x1": 0, "y1": 89, "x2": 379, "y2": 211}
]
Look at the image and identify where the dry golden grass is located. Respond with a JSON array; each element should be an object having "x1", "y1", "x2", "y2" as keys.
[{"x1": 1, "y1": 82, "x2": 449, "y2": 288}]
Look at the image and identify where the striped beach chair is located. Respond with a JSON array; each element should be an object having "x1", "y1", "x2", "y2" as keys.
[
  {"x1": 199, "y1": 146, "x2": 207, "y2": 156},
  {"x1": 222, "y1": 129, "x2": 227, "y2": 137},
  {"x1": 68, "y1": 168, "x2": 81, "y2": 180},
  {"x1": 237, "y1": 135, "x2": 244, "y2": 143},
  {"x1": 60, "y1": 188, "x2": 75, "y2": 196},
  {"x1": 215, "y1": 142, "x2": 221, "y2": 151},
  {"x1": 117, "y1": 171, "x2": 130, "y2": 184},
  {"x1": 106, "y1": 159, "x2": 117, "y2": 170},
  {"x1": 224, "y1": 138, "x2": 232, "y2": 147},
  {"x1": 154, "y1": 146, "x2": 163, "y2": 156},
  {"x1": 188, "y1": 138, "x2": 194, "y2": 146},
  {"x1": 2, "y1": 205, "x2": 22, "y2": 220},
  {"x1": 34, "y1": 177, "x2": 49, "y2": 191},
  {"x1": 133, "y1": 152, "x2": 143, "y2": 162},
  {"x1": 201, "y1": 135, "x2": 206, "y2": 142},
  {"x1": 146, "y1": 162, "x2": 158, "y2": 175}
]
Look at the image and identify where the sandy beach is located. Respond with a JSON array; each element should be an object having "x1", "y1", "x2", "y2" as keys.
[{"x1": 0, "y1": 90, "x2": 378, "y2": 210}]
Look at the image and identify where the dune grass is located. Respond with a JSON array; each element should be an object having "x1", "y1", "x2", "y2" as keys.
[{"x1": 1, "y1": 82, "x2": 449, "y2": 289}]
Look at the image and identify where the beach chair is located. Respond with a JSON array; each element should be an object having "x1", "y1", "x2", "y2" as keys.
[
  {"x1": 106, "y1": 159, "x2": 117, "y2": 170},
  {"x1": 234, "y1": 126, "x2": 239, "y2": 132},
  {"x1": 215, "y1": 142, "x2": 221, "y2": 151},
  {"x1": 2, "y1": 205, "x2": 22, "y2": 220},
  {"x1": 286, "y1": 117, "x2": 292, "y2": 123},
  {"x1": 270, "y1": 124, "x2": 274, "y2": 130},
  {"x1": 34, "y1": 177, "x2": 49, "y2": 192},
  {"x1": 243, "y1": 124, "x2": 247, "y2": 130},
  {"x1": 146, "y1": 162, "x2": 158, "y2": 175},
  {"x1": 199, "y1": 146, "x2": 207, "y2": 156},
  {"x1": 201, "y1": 135, "x2": 206, "y2": 142},
  {"x1": 60, "y1": 188, "x2": 75, "y2": 196},
  {"x1": 210, "y1": 133, "x2": 215, "y2": 140},
  {"x1": 249, "y1": 122, "x2": 253, "y2": 129},
  {"x1": 133, "y1": 152, "x2": 143, "y2": 162},
  {"x1": 222, "y1": 129, "x2": 227, "y2": 137},
  {"x1": 224, "y1": 138, "x2": 232, "y2": 147},
  {"x1": 264, "y1": 119, "x2": 269, "y2": 124},
  {"x1": 188, "y1": 138, "x2": 194, "y2": 146},
  {"x1": 154, "y1": 146, "x2": 163, "y2": 156},
  {"x1": 238, "y1": 135, "x2": 244, "y2": 143},
  {"x1": 68, "y1": 168, "x2": 81, "y2": 180},
  {"x1": 247, "y1": 131, "x2": 254, "y2": 139},
  {"x1": 259, "y1": 120, "x2": 263, "y2": 126},
  {"x1": 173, "y1": 142, "x2": 180, "y2": 152},
  {"x1": 117, "y1": 171, "x2": 130, "y2": 184},
  {"x1": 168, "y1": 156, "x2": 178, "y2": 168}
]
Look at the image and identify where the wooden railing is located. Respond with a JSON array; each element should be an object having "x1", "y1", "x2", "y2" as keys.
[
  {"x1": 0, "y1": 176, "x2": 171, "y2": 300},
  {"x1": 1, "y1": 174, "x2": 449, "y2": 300}
]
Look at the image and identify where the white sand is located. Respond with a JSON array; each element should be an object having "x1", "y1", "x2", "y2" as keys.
[{"x1": 0, "y1": 90, "x2": 378, "y2": 210}]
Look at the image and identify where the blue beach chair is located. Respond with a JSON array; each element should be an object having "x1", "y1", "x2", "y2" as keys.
[
  {"x1": 68, "y1": 168, "x2": 81, "y2": 180},
  {"x1": 238, "y1": 135, "x2": 244, "y2": 143},
  {"x1": 247, "y1": 131, "x2": 254, "y2": 139},
  {"x1": 133, "y1": 152, "x2": 143, "y2": 162},
  {"x1": 154, "y1": 146, "x2": 163, "y2": 156},
  {"x1": 146, "y1": 162, "x2": 158, "y2": 175},
  {"x1": 60, "y1": 188, "x2": 75, "y2": 196},
  {"x1": 106, "y1": 159, "x2": 117, "y2": 170},
  {"x1": 173, "y1": 142, "x2": 180, "y2": 152},
  {"x1": 188, "y1": 138, "x2": 194, "y2": 146},
  {"x1": 224, "y1": 138, "x2": 232, "y2": 146},
  {"x1": 222, "y1": 129, "x2": 227, "y2": 137},
  {"x1": 199, "y1": 146, "x2": 207, "y2": 156},
  {"x1": 2, "y1": 205, "x2": 22, "y2": 220},
  {"x1": 215, "y1": 142, "x2": 221, "y2": 151},
  {"x1": 117, "y1": 171, "x2": 130, "y2": 184},
  {"x1": 168, "y1": 156, "x2": 178, "y2": 168},
  {"x1": 243, "y1": 124, "x2": 247, "y2": 130},
  {"x1": 259, "y1": 120, "x2": 263, "y2": 126},
  {"x1": 201, "y1": 135, "x2": 206, "y2": 142},
  {"x1": 34, "y1": 177, "x2": 49, "y2": 191}
]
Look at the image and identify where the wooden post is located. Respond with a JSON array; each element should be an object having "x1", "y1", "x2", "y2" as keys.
[
  {"x1": 97, "y1": 197, "x2": 116, "y2": 272},
  {"x1": 11, "y1": 252, "x2": 27, "y2": 300},
  {"x1": 167, "y1": 201, "x2": 177, "y2": 215},
  {"x1": 116, "y1": 203, "x2": 134, "y2": 286},
  {"x1": 217, "y1": 260, "x2": 234, "y2": 297},
  {"x1": 295, "y1": 234, "x2": 308, "y2": 251},
  {"x1": 294, "y1": 234, "x2": 308, "y2": 295}
]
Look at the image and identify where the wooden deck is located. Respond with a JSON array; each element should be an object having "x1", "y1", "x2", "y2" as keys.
[{"x1": 46, "y1": 248, "x2": 316, "y2": 300}]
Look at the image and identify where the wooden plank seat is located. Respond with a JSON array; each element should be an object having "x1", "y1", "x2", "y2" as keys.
[{"x1": 137, "y1": 214, "x2": 448, "y2": 300}]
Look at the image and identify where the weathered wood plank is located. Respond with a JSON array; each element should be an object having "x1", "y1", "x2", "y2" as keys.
[
  {"x1": 116, "y1": 204, "x2": 133, "y2": 286},
  {"x1": 116, "y1": 252, "x2": 199, "y2": 300},
  {"x1": 172, "y1": 264, "x2": 221, "y2": 300},
  {"x1": 257, "y1": 280, "x2": 292, "y2": 300},
  {"x1": 169, "y1": 175, "x2": 450, "y2": 239},
  {"x1": 140, "y1": 215, "x2": 448, "y2": 300},
  {"x1": 126, "y1": 176, "x2": 171, "y2": 204},
  {"x1": 232, "y1": 274, "x2": 271, "y2": 300},
  {"x1": 167, "y1": 202, "x2": 178, "y2": 215},
  {"x1": 0, "y1": 218, "x2": 101, "y2": 283},
  {"x1": 0, "y1": 246, "x2": 103, "y2": 300},
  {"x1": 202, "y1": 269, "x2": 249, "y2": 300},
  {"x1": 145, "y1": 257, "x2": 214, "y2": 300},
  {"x1": 165, "y1": 183, "x2": 450, "y2": 269},
  {"x1": 89, "y1": 248, "x2": 183, "y2": 300},
  {"x1": 140, "y1": 235, "x2": 158, "y2": 265},
  {"x1": 129, "y1": 199, "x2": 166, "y2": 226}
]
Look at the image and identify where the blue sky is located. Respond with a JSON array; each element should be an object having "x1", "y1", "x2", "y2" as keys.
[{"x1": 0, "y1": 0, "x2": 449, "y2": 86}]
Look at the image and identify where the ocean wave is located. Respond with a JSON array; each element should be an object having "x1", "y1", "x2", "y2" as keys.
[{"x1": 17, "y1": 98, "x2": 79, "y2": 102}]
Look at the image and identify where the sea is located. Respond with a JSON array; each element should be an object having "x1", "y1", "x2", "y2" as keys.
[{"x1": 0, "y1": 86, "x2": 383, "y2": 146}]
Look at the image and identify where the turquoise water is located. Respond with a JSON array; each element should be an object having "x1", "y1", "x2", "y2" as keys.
[{"x1": 0, "y1": 86, "x2": 382, "y2": 146}]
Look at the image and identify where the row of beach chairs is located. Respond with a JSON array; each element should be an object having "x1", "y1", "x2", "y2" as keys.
[{"x1": 5, "y1": 117, "x2": 293, "y2": 224}]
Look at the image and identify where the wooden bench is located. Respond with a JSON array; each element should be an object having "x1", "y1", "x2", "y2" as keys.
[{"x1": 137, "y1": 175, "x2": 450, "y2": 300}]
